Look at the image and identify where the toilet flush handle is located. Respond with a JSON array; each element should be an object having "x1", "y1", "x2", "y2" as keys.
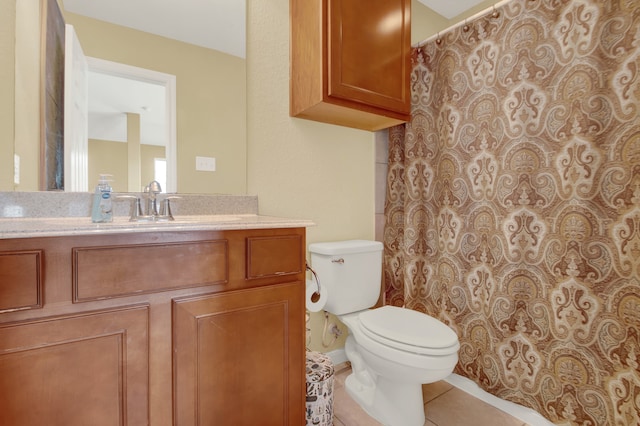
[{"x1": 332, "y1": 258, "x2": 344, "y2": 264}]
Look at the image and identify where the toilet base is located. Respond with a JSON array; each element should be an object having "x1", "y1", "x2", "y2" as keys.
[{"x1": 344, "y1": 372, "x2": 425, "y2": 426}]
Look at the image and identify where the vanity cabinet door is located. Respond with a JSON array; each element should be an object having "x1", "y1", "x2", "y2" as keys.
[
  {"x1": 173, "y1": 281, "x2": 305, "y2": 425},
  {"x1": 0, "y1": 305, "x2": 149, "y2": 426}
]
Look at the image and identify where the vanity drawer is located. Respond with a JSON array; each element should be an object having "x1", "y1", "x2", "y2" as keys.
[
  {"x1": 246, "y1": 235, "x2": 304, "y2": 279},
  {"x1": 0, "y1": 250, "x2": 43, "y2": 313},
  {"x1": 73, "y1": 240, "x2": 228, "y2": 302}
]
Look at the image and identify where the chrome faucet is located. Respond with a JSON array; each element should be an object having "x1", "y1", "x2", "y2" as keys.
[
  {"x1": 144, "y1": 180, "x2": 163, "y2": 217},
  {"x1": 117, "y1": 181, "x2": 179, "y2": 222}
]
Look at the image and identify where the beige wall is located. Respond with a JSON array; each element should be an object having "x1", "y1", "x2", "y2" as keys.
[
  {"x1": 411, "y1": 0, "x2": 451, "y2": 42},
  {"x1": 0, "y1": 0, "x2": 16, "y2": 191},
  {"x1": 14, "y1": 0, "x2": 41, "y2": 191},
  {"x1": 64, "y1": 11, "x2": 246, "y2": 195},
  {"x1": 1, "y1": 0, "x2": 41, "y2": 191},
  {"x1": 88, "y1": 140, "x2": 127, "y2": 192},
  {"x1": 88, "y1": 139, "x2": 165, "y2": 193}
]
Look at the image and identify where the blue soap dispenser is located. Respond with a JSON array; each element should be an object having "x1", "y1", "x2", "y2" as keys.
[{"x1": 91, "y1": 174, "x2": 113, "y2": 223}]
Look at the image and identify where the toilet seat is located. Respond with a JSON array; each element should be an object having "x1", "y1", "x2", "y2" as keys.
[{"x1": 358, "y1": 306, "x2": 459, "y2": 356}]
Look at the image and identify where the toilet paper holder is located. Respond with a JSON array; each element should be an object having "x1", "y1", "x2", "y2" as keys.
[{"x1": 306, "y1": 263, "x2": 322, "y2": 302}]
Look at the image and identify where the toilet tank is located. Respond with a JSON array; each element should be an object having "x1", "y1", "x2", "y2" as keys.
[{"x1": 308, "y1": 240, "x2": 383, "y2": 315}]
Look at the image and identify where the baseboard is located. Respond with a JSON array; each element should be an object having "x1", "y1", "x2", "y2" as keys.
[
  {"x1": 325, "y1": 348, "x2": 348, "y2": 366},
  {"x1": 445, "y1": 374, "x2": 554, "y2": 426}
]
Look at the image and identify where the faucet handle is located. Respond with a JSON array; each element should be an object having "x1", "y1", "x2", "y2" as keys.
[
  {"x1": 159, "y1": 196, "x2": 181, "y2": 221},
  {"x1": 116, "y1": 195, "x2": 145, "y2": 222}
]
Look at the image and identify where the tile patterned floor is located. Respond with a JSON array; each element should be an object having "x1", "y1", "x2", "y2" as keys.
[{"x1": 332, "y1": 364, "x2": 529, "y2": 426}]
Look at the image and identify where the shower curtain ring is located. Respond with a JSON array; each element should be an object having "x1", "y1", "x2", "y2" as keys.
[
  {"x1": 436, "y1": 32, "x2": 442, "y2": 45},
  {"x1": 463, "y1": 19, "x2": 470, "y2": 32},
  {"x1": 491, "y1": 5, "x2": 500, "y2": 18}
]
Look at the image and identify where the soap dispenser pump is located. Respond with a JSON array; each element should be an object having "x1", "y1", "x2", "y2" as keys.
[{"x1": 91, "y1": 174, "x2": 113, "y2": 223}]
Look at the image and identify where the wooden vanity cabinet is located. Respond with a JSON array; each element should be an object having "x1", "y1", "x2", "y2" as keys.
[
  {"x1": 290, "y1": 0, "x2": 411, "y2": 131},
  {"x1": 0, "y1": 227, "x2": 306, "y2": 426}
]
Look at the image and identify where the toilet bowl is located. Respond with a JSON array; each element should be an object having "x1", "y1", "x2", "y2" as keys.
[
  {"x1": 339, "y1": 306, "x2": 459, "y2": 426},
  {"x1": 308, "y1": 240, "x2": 460, "y2": 426}
]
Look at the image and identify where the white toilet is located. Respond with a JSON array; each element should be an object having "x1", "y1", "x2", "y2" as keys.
[{"x1": 309, "y1": 240, "x2": 460, "y2": 426}]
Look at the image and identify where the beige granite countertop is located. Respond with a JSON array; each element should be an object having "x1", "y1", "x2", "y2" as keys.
[
  {"x1": 0, "y1": 192, "x2": 314, "y2": 238},
  {"x1": 0, "y1": 214, "x2": 315, "y2": 239}
]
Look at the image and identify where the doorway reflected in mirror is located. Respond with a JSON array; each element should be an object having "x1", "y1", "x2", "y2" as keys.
[{"x1": 82, "y1": 57, "x2": 176, "y2": 193}]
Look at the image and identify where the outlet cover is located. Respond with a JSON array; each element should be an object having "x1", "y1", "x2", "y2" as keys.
[{"x1": 195, "y1": 156, "x2": 216, "y2": 172}]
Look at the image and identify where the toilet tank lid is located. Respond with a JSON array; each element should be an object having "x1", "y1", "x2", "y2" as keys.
[{"x1": 309, "y1": 240, "x2": 383, "y2": 255}]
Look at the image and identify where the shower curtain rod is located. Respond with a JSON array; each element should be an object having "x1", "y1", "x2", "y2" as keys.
[{"x1": 415, "y1": 0, "x2": 517, "y2": 48}]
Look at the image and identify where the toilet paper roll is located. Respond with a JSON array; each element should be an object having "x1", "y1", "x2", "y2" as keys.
[{"x1": 305, "y1": 279, "x2": 328, "y2": 312}]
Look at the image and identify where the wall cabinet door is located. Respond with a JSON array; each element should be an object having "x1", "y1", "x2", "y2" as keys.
[
  {"x1": 290, "y1": 0, "x2": 411, "y2": 131},
  {"x1": 328, "y1": 0, "x2": 410, "y2": 114},
  {"x1": 173, "y1": 282, "x2": 304, "y2": 425},
  {"x1": 0, "y1": 305, "x2": 149, "y2": 426}
]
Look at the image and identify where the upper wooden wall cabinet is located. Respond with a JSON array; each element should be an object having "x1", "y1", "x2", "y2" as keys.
[{"x1": 290, "y1": 0, "x2": 411, "y2": 131}]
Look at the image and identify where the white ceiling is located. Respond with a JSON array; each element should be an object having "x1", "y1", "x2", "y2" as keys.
[
  {"x1": 87, "y1": 71, "x2": 167, "y2": 146},
  {"x1": 62, "y1": 0, "x2": 246, "y2": 59},
  {"x1": 417, "y1": 0, "x2": 488, "y2": 19}
]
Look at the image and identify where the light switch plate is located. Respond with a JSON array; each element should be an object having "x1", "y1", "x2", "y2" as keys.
[
  {"x1": 195, "y1": 156, "x2": 216, "y2": 172},
  {"x1": 14, "y1": 154, "x2": 20, "y2": 185}
]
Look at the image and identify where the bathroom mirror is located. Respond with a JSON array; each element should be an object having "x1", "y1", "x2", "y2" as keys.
[{"x1": 1, "y1": 0, "x2": 247, "y2": 194}]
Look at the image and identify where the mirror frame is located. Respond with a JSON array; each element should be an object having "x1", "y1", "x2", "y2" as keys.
[
  {"x1": 41, "y1": 0, "x2": 65, "y2": 191},
  {"x1": 86, "y1": 56, "x2": 177, "y2": 193}
]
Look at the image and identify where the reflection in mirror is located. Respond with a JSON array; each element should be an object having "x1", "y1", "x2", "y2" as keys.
[
  {"x1": 2, "y1": 0, "x2": 247, "y2": 194},
  {"x1": 85, "y1": 57, "x2": 176, "y2": 193},
  {"x1": 65, "y1": 7, "x2": 247, "y2": 195}
]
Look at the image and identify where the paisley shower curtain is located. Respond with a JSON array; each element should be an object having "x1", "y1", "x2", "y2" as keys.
[{"x1": 383, "y1": 0, "x2": 640, "y2": 424}]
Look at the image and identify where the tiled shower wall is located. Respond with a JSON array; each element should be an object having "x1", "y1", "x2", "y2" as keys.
[{"x1": 375, "y1": 129, "x2": 389, "y2": 242}]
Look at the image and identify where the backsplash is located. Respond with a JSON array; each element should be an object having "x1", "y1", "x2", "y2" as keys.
[{"x1": 0, "y1": 192, "x2": 258, "y2": 218}]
